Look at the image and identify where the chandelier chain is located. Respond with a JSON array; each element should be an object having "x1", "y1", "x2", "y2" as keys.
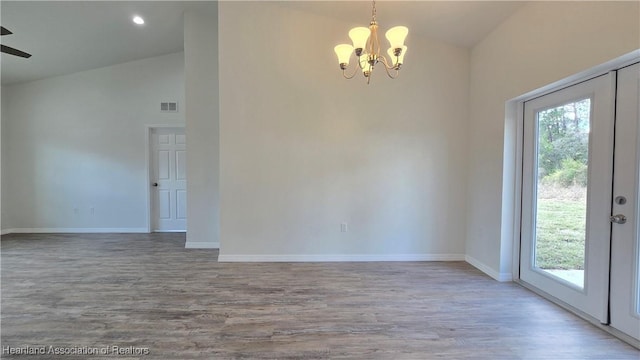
[{"x1": 371, "y1": 0, "x2": 377, "y2": 23}]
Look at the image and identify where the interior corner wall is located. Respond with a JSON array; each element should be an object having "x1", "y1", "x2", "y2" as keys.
[
  {"x1": 466, "y1": 1, "x2": 640, "y2": 278},
  {"x1": 218, "y1": 2, "x2": 469, "y2": 260},
  {"x1": 1, "y1": 52, "x2": 185, "y2": 232},
  {"x1": 183, "y1": 4, "x2": 219, "y2": 248}
]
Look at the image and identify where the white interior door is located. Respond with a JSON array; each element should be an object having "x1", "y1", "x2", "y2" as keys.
[
  {"x1": 151, "y1": 128, "x2": 186, "y2": 232},
  {"x1": 521, "y1": 74, "x2": 615, "y2": 322},
  {"x1": 609, "y1": 62, "x2": 640, "y2": 341}
]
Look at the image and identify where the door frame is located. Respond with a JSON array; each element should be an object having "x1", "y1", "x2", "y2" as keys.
[
  {"x1": 509, "y1": 51, "x2": 640, "y2": 282},
  {"x1": 145, "y1": 125, "x2": 186, "y2": 233},
  {"x1": 520, "y1": 73, "x2": 615, "y2": 322},
  {"x1": 504, "y1": 50, "x2": 640, "y2": 346}
]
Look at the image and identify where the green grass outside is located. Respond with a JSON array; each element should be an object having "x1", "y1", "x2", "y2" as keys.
[{"x1": 535, "y1": 197, "x2": 586, "y2": 270}]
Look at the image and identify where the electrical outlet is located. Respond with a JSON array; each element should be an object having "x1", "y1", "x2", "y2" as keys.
[
  {"x1": 73, "y1": 207, "x2": 79, "y2": 215},
  {"x1": 341, "y1": 223, "x2": 348, "y2": 232},
  {"x1": 90, "y1": 207, "x2": 95, "y2": 215}
]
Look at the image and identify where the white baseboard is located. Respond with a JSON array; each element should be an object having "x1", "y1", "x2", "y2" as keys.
[
  {"x1": 1, "y1": 229, "x2": 14, "y2": 236},
  {"x1": 465, "y1": 255, "x2": 512, "y2": 282},
  {"x1": 2, "y1": 228, "x2": 148, "y2": 234},
  {"x1": 218, "y1": 253, "x2": 465, "y2": 262},
  {"x1": 185, "y1": 241, "x2": 220, "y2": 249}
]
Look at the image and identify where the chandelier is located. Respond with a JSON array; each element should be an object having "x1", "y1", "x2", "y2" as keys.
[{"x1": 333, "y1": 0, "x2": 408, "y2": 84}]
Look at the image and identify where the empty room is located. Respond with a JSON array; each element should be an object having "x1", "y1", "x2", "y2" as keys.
[{"x1": 1, "y1": 1, "x2": 639, "y2": 358}]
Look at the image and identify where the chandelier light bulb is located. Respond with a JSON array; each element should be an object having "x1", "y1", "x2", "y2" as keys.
[
  {"x1": 385, "y1": 26, "x2": 408, "y2": 50},
  {"x1": 387, "y1": 46, "x2": 407, "y2": 67},
  {"x1": 359, "y1": 54, "x2": 369, "y2": 72},
  {"x1": 349, "y1": 27, "x2": 371, "y2": 51},
  {"x1": 334, "y1": 44, "x2": 354, "y2": 67}
]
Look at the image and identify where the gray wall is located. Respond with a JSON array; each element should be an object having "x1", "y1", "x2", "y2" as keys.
[
  {"x1": 1, "y1": 52, "x2": 185, "y2": 231},
  {"x1": 466, "y1": 1, "x2": 640, "y2": 279},
  {"x1": 184, "y1": 4, "x2": 220, "y2": 248},
  {"x1": 217, "y1": 2, "x2": 469, "y2": 260}
]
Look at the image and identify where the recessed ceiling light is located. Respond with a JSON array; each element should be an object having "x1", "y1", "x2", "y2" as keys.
[{"x1": 133, "y1": 16, "x2": 145, "y2": 25}]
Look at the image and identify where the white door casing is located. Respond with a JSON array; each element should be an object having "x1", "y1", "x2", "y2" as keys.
[{"x1": 150, "y1": 128, "x2": 186, "y2": 232}]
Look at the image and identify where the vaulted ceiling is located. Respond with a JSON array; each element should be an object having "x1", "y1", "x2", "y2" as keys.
[
  {"x1": 1, "y1": 1, "x2": 525, "y2": 85},
  {"x1": 282, "y1": 1, "x2": 525, "y2": 48}
]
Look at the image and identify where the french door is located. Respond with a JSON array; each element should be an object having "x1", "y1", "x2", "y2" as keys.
[
  {"x1": 609, "y1": 63, "x2": 640, "y2": 340},
  {"x1": 520, "y1": 63, "x2": 640, "y2": 341}
]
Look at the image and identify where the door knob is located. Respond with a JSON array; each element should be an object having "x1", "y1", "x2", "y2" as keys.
[
  {"x1": 153, "y1": 182, "x2": 158, "y2": 187},
  {"x1": 610, "y1": 214, "x2": 627, "y2": 224}
]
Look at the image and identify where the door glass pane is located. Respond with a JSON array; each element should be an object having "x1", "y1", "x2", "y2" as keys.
[{"x1": 534, "y1": 98, "x2": 591, "y2": 288}]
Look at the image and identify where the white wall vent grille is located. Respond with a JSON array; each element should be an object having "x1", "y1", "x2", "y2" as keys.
[{"x1": 161, "y1": 102, "x2": 178, "y2": 112}]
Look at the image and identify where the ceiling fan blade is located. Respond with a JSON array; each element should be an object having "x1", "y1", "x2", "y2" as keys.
[
  {"x1": 1, "y1": 44, "x2": 31, "y2": 58},
  {"x1": 0, "y1": 26, "x2": 12, "y2": 36}
]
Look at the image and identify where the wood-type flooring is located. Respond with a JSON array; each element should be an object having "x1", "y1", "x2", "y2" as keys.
[{"x1": 1, "y1": 233, "x2": 638, "y2": 359}]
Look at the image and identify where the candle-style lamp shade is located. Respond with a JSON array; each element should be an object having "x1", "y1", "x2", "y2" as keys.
[
  {"x1": 385, "y1": 26, "x2": 408, "y2": 50},
  {"x1": 349, "y1": 27, "x2": 371, "y2": 51},
  {"x1": 387, "y1": 46, "x2": 407, "y2": 67},
  {"x1": 334, "y1": 44, "x2": 354, "y2": 67}
]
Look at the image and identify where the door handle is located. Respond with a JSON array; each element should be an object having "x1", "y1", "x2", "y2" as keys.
[
  {"x1": 153, "y1": 182, "x2": 158, "y2": 187},
  {"x1": 610, "y1": 214, "x2": 627, "y2": 224}
]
